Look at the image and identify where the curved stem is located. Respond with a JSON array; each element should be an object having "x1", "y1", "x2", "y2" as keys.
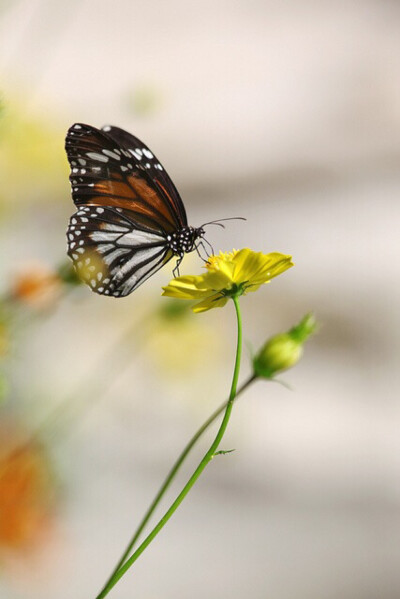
[
  {"x1": 100, "y1": 373, "x2": 256, "y2": 592},
  {"x1": 96, "y1": 296, "x2": 244, "y2": 598}
]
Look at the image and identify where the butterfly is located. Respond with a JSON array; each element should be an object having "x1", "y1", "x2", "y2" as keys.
[{"x1": 65, "y1": 123, "x2": 211, "y2": 297}]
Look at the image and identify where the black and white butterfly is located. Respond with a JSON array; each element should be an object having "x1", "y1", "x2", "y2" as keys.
[{"x1": 65, "y1": 123, "x2": 210, "y2": 297}]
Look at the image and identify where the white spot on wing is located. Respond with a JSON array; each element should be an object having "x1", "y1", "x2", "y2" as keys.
[
  {"x1": 129, "y1": 149, "x2": 142, "y2": 160},
  {"x1": 119, "y1": 230, "x2": 165, "y2": 247},
  {"x1": 102, "y1": 223, "x2": 129, "y2": 233},
  {"x1": 102, "y1": 149, "x2": 120, "y2": 160},
  {"x1": 90, "y1": 231, "x2": 123, "y2": 243},
  {"x1": 87, "y1": 152, "x2": 109, "y2": 163}
]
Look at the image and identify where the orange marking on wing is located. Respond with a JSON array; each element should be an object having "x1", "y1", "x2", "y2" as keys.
[
  {"x1": 156, "y1": 180, "x2": 178, "y2": 213},
  {"x1": 84, "y1": 174, "x2": 178, "y2": 231},
  {"x1": 126, "y1": 175, "x2": 177, "y2": 226},
  {"x1": 91, "y1": 180, "x2": 131, "y2": 197}
]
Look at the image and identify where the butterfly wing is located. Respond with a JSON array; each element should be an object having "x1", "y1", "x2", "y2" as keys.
[
  {"x1": 68, "y1": 205, "x2": 174, "y2": 297},
  {"x1": 101, "y1": 124, "x2": 188, "y2": 229},
  {"x1": 65, "y1": 123, "x2": 179, "y2": 297}
]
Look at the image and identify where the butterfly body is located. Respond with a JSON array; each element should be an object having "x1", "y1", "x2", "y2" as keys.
[{"x1": 65, "y1": 123, "x2": 204, "y2": 297}]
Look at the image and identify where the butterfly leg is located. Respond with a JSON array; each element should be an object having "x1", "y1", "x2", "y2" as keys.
[
  {"x1": 200, "y1": 236, "x2": 215, "y2": 258},
  {"x1": 195, "y1": 241, "x2": 209, "y2": 262},
  {"x1": 172, "y1": 254, "x2": 184, "y2": 277}
]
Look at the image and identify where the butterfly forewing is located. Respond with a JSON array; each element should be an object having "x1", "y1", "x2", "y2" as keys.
[
  {"x1": 66, "y1": 123, "x2": 183, "y2": 233},
  {"x1": 101, "y1": 124, "x2": 188, "y2": 229},
  {"x1": 65, "y1": 123, "x2": 187, "y2": 297}
]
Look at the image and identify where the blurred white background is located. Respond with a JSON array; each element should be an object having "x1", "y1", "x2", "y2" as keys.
[{"x1": 0, "y1": 1, "x2": 399, "y2": 598}]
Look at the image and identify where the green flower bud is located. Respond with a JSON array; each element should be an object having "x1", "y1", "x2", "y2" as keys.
[{"x1": 253, "y1": 313, "x2": 317, "y2": 378}]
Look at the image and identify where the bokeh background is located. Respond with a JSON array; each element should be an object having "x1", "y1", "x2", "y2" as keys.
[{"x1": 0, "y1": 1, "x2": 399, "y2": 598}]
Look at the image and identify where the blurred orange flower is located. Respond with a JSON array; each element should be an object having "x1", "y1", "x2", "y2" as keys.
[
  {"x1": 0, "y1": 435, "x2": 55, "y2": 551},
  {"x1": 11, "y1": 264, "x2": 63, "y2": 309}
]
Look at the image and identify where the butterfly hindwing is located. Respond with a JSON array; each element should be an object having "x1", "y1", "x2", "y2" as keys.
[{"x1": 67, "y1": 204, "x2": 173, "y2": 297}]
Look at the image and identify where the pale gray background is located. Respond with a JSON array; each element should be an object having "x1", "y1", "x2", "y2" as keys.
[{"x1": 0, "y1": 1, "x2": 399, "y2": 598}]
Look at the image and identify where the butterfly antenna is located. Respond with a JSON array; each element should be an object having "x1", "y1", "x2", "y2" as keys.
[{"x1": 201, "y1": 216, "x2": 246, "y2": 229}]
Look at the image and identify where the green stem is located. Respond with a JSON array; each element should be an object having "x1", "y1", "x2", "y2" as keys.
[
  {"x1": 96, "y1": 295, "x2": 244, "y2": 598},
  {"x1": 100, "y1": 373, "x2": 256, "y2": 593}
]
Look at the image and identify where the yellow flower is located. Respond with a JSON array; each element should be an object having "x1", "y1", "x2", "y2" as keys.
[{"x1": 162, "y1": 248, "x2": 293, "y2": 312}]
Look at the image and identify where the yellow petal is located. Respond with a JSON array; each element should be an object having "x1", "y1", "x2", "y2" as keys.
[
  {"x1": 192, "y1": 294, "x2": 228, "y2": 313},
  {"x1": 234, "y1": 250, "x2": 293, "y2": 286},
  {"x1": 162, "y1": 275, "x2": 211, "y2": 299},
  {"x1": 201, "y1": 269, "x2": 234, "y2": 291}
]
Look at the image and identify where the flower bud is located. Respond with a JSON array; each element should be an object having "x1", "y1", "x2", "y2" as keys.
[{"x1": 253, "y1": 313, "x2": 317, "y2": 378}]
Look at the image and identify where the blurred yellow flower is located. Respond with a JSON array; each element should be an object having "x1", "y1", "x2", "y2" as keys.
[
  {"x1": 162, "y1": 248, "x2": 293, "y2": 312},
  {"x1": 145, "y1": 299, "x2": 222, "y2": 378},
  {"x1": 0, "y1": 102, "x2": 65, "y2": 209}
]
